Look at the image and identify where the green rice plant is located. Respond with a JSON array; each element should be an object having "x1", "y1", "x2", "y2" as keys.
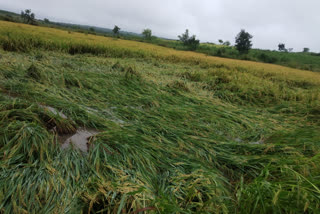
[
  {"x1": 0, "y1": 149, "x2": 89, "y2": 213},
  {"x1": 63, "y1": 72, "x2": 83, "y2": 88},
  {"x1": 124, "y1": 65, "x2": 141, "y2": 80},
  {"x1": 0, "y1": 121, "x2": 53, "y2": 164},
  {"x1": 112, "y1": 61, "x2": 125, "y2": 72},
  {"x1": 167, "y1": 80, "x2": 190, "y2": 92},
  {"x1": 26, "y1": 63, "x2": 42, "y2": 81},
  {"x1": 236, "y1": 165, "x2": 320, "y2": 214}
]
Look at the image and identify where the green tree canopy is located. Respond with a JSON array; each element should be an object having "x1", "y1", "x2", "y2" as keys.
[
  {"x1": 303, "y1": 47, "x2": 310, "y2": 53},
  {"x1": 21, "y1": 9, "x2": 36, "y2": 25},
  {"x1": 142, "y1": 29, "x2": 152, "y2": 40},
  {"x1": 178, "y1": 29, "x2": 200, "y2": 51},
  {"x1": 235, "y1": 29, "x2": 253, "y2": 54},
  {"x1": 112, "y1": 25, "x2": 120, "y2": 37},
  {"x1": 223, "y1": 41, "x2": 231, "y2": 46},
  {"x1": 278, "y1": 43, "x2": 286, "y2": 52}
]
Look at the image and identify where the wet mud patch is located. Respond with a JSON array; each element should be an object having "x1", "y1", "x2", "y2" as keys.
[
  {"x1": 60, "y1": 128, "x2": 99, "y2": 153},
  {"x1": 38, "y1": 104, "x2": 100, "y2": 152}
]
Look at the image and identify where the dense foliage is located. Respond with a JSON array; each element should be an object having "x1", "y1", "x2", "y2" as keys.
[
  {"x1": 142, "y1": 28, "x2": 152, "y2": 40},
  {"x1": 235, "y1": 29, "x2": 253, "y2": 54},
  {"x1": 112, "y1": 25, "x2": 120, "y2": 37},
  {"x1": 20, "y1": 9, "x2": 36, "y2": 25},
  {"x1": 178, "y1": 29, "x2": 200, "y2": 51}
]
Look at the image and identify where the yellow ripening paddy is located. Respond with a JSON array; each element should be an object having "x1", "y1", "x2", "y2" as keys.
[{"x1": 1, "y1": 20, "x2": 320, "y2": 86}]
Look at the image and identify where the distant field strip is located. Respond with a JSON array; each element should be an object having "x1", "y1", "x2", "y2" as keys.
[{"x1": 1, "y1": 21, "x2": 319, "y2": 85}]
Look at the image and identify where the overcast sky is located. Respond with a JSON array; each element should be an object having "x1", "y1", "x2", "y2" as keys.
[{"x1": 1, "y1": 0, "x2": 320, "y2": 52}]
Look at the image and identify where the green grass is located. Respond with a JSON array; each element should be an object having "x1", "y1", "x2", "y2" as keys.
[{"x1": 0, "y1": 22, "x2": 320, "y2": 213}]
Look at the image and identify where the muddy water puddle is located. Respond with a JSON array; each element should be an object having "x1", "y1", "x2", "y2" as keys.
[
  {"x1": 39, "y1": 105, "x2": 101, "y2": 152},
  {"x1": 60, "y1": 128, "x2": 99, "y2": 153}
]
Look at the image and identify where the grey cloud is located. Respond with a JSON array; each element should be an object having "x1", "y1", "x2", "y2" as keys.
[{"x1": 1, "y1": 0, "x2": 319, "y2": 51}]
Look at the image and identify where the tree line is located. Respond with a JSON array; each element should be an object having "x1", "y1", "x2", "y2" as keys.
[
  {"x1": 177, "y1": 28, "x2": 253, "y2": 54},
  {"x1": 19, "y1": 9, "x2": 311, "y2": 54}
]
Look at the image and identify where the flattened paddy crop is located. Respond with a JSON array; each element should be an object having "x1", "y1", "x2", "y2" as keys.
[{"x1": 0, "y1": 21, "x2": 320, "y2": 213}]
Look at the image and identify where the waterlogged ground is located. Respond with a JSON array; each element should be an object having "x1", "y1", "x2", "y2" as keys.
[{"x1": 0, "y1": 50, "x2": 320, "y2": 213}]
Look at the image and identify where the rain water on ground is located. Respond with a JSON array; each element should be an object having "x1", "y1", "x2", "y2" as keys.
[{"x1": 61, "y1": 128, "x2": 99, "y2": 153}]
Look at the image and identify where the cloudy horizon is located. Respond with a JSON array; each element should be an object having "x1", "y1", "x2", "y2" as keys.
[{"x1": 1, "y1": 0, "x2": 320, "y2": 52}]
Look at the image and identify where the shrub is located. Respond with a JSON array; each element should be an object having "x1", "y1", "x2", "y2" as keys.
[
  {"x1": 258, "y1": 53, "x2": 278, "y2": 63},
  {"x1": 178, "y1": 29, "x2": 200, "y2": 51}
]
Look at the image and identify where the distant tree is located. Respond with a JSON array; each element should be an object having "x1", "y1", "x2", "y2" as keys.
[
  {"x1": 218, "y1": 39, "x2": 224, "y2": 44},
  {"x1": 44, "y1": 18, "x2": 50, "y2": 23},
  {"x1": 178, "y1": 29, "x2": 200, "y2": 51},
  {"x1": 113, "y1": 25, "x2": 120, "y2": 37},
  {"x1": 142, "y1": 28, "x2": 152, "y2": 40},
  {"x1": 288, "y1": 48, "x2": 293, "y2": 52},
  {"x1": 303, "y1": 47, "x2": 310, "y2": 53},
  {"x1": 278, "y1": 43, "x2": 286, "y2": 52},
  {"x1": 88, "y1": 27, "x2": 96, "y2": 35},
  {"x1": 20, "y1": 9, "x2": 36, "y2": 25},
  {"x1": 235, "y1": 29, "x2": 253, "y2": 54},
  {"x1": 185, "y1": 36, "x2": 200, "y2": 51},
  {"x1": 178, "y1": 29, "x2": 190, "y2": 44},
  {"x1": 223, "y1": 41, "x2": 231, "y2": 46}
]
